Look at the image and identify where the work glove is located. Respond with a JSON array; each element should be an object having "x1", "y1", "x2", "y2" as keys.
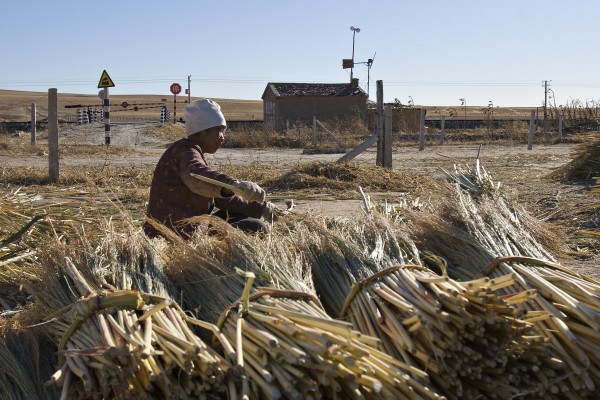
[
  {"x1": 261, "y1": 201, "x2": 287, "y2": 222},
  {"x1": 234, "y1": 181, "x2": 266, "y2": 203}
]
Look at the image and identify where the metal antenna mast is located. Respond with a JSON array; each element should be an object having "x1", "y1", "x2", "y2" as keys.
[{"x1": 350, "y1": 26, "x2": 360, "y2": 81}]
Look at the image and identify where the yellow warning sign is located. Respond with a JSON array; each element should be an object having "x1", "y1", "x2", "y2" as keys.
[{"x1": 97, "y1": 70, "x2": 115, "y2": 88}]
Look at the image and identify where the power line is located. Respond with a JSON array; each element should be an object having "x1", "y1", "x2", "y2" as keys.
[{"x1": 2, "y1": 77, "x2": 600, "y2": 97}]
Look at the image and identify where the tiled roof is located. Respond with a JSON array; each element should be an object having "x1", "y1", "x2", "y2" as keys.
[{"x1": 266, "y1": 82, "x2": 367, "y2": 97}]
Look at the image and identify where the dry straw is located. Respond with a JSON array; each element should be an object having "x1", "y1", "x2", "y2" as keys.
[
  {"x1": 340, "y1": 264, "x2": 571, "y2": 399},
  {"x1": 405, "y1": 163, "x2": 600, "y2": 397},
  {"x1": 546, "y1": 134, "x2": 600, "y2": 181},
  {"x1": 35, "y1": 253, "x2": 234, "y2": 399},
  {"x1": 163, "y1": 214, "x2": 316, "y2": 325},
  {"x1": 217, "y1": 280, "x2": 443, "y2": 400}
]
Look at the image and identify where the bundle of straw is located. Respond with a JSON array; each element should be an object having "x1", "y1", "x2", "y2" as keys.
[
  {"x1": 45, "y1": 259, "x2": 233, "y2": 399},
  {"x1": 546, "y1": 135, "x2": 600, "y2": 181},
  {"x1": 481, "y1": 256, "x2": 600, "y2": 398},
  {"x1": 165, "y1": 215, "x2": 316, "y2": 324},
  {"x1": 341, "y1": 264, "x2": 570, "y2": 399},
  {"x1": 409, "y1": 164, "x2": 598, "y2": 396},
  {"x1": 90, "y1": 221, "x2": 175, "y2": 299},
  {"x1": 217, "y1": 284, "x2": 443, "y2": 400},
  {"x1": 425, "y1": 163, "x2": 560, "y2": 280},
  {"x1": 298, "y1": 214, "x2": 421, "y2": 317}
]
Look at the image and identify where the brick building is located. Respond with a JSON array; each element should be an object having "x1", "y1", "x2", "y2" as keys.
[{"x1": 262, "y1": 79, "x2": 368, "y2": 130}]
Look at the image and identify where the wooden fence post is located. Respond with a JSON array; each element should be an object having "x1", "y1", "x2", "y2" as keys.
[
  {"x1": 375, "y1": 80, "x2": 384, "y2": 166},
  {"x1": 336, "y1": 80, "x2": 385, "y2": 164},
  {"x1": 440, "y1": 115, "x2": 445, "y2": 144},
  {"x1": 48, "y1": 88, "x2": 59, "y2": 182},
  {"x1": 30, "y1": 103, "x2": 36, "y2": 145},
  {"x1": 312, "y1": 116, "x2": 317, "y2": 147},
  {"x1": 383, "y1": 104, "x2": 392, "y2": 168},
  {"x1": 418, "y1": 108, "x2": 426, "y2": 151},
  {"x1": 527, "y1": 109, "x2": 535, "y2": 151},
  {"x1": 558, "y1": 115, "x2": 563, "y2": 140}
]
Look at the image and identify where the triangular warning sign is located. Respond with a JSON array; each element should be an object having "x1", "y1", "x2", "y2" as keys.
[{"x1": 97, "y1": 70, "x2": 115, "y2": 88}]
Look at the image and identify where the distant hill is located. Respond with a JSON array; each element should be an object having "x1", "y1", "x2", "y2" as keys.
[
  {"x1": 0, "y1": 89, "x2": 263, "y2": 122},
  {"x1": 0, "y1": 89, "x2": 537, "y2": 123}
]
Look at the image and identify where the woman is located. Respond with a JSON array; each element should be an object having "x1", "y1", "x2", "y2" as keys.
[{"x1": 144, "y1": 99, "x2": 277, "y2": 238}]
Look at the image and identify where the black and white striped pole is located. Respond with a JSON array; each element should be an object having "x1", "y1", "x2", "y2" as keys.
[
  {"x1": 98, "y1": 70, "x2": 115, "y2": 145},
  {"x1": 170, "y1": 83, "x2": 182, "y2": 124},
  {"x1": 102, "y1": 88, "x2": 110, "y2": 144},
  {"x1": 160, "y1": 106, "x2": 167, "y2": 125}
]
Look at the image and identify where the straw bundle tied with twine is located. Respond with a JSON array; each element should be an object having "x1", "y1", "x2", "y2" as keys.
[
  {"x1": 13, "y1": 218, "x2": 247, "y2": 399},
  {"x1": 406, "y1": 162, "x2": 600, "y2": 398},
  {"x1": 340, "y1": 264, "x2": 570, "y2": 399},
  {"x1": 284, "y1": 166, "x2": 595, "y2": 398},
  {"x1": 41, "y1": 257, "x2": 235, "y2": 399},
  {"x1": 480, "y1": 256, "x2": 600, "y2": 398},
  {"x1": 217, "y1": 270, "x2": 443, "y2": 400}
]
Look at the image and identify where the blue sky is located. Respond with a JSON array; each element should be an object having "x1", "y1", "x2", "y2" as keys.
[{"x1": 1, "y1": 0, "x2": 598, "y2": 107}]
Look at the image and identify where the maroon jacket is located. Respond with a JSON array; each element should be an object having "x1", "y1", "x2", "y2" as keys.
[{"x1": 144, "y1": 138, "x2": 265, "y2": 237}]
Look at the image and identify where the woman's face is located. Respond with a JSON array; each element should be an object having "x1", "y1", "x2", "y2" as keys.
[{"x1": 194, "y1": 125, "x2": 226, "y2": 153}]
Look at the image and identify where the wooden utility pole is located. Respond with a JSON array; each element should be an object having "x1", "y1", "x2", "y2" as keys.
[{"x1": 48, "y1": 89, "x2": 59, "y2": 182}]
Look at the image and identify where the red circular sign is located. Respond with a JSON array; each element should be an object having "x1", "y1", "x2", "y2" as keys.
[
  {"x1": 121, "y1": 101, "x2": 129, "y2": 108},
  {"x1": 170, "y1": 83, "x2": 182, "y2": 95}
]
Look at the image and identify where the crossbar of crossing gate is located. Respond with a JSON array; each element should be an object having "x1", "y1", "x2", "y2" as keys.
[
  {"x1": 65, "y1": 104, "x2": 101, "y2": 108},
  {"x1": 65, "y1": 102, "x2": 165, "y2": 109},
  {"x1": 120, "y1": 102, "x2": 165, "y2": 106},
  {"x1": 110, "y1": 106, "x2": 165, "y2": 112}
]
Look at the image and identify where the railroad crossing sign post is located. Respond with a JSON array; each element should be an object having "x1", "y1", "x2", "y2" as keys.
[
  {"x1": 170, "y1": 83, "x2": 181, "y2": 124},
  {"x1": 98, "y1": 70, "x2": 115, "y2": 145}
]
